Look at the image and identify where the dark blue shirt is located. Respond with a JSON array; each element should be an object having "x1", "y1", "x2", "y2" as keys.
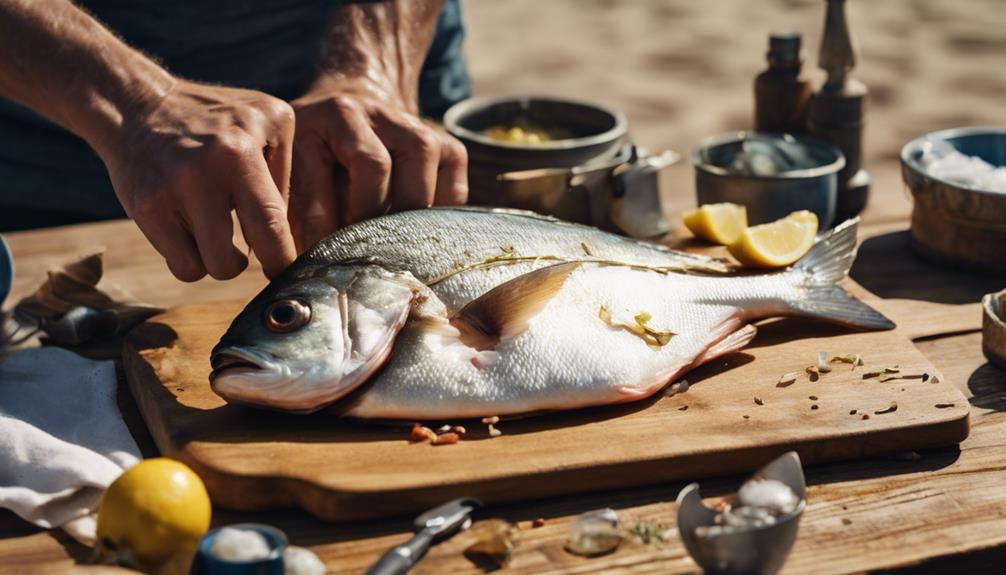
[{"x1": 0, "y1": 0, "x2": 470, "y2": 227}]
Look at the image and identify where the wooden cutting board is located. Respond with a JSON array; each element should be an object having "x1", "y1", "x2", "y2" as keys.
[{"x1": 122, "y1": 296, "x2": 969, "y2": 523}]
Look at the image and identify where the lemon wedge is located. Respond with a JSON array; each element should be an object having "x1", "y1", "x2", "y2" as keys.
[
  {"x1": 96, "y1": 458, "x2": 212, "y2": 571},
  {"x1": 682, "y1": 203, "x2": 748, "y2": 245},
  {"x1": 728, "y1": 210, "x2": 819, "y2": 268}
]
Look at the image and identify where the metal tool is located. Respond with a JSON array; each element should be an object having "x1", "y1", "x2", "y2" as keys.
[
  {"x1": 366, "y1": 497, "x2": 482, "y2": 575},
  {"x1": 676, "y1": 452, "x2": 806, "y2": 575}
]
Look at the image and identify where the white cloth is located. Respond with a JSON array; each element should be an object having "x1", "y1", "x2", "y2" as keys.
[{"x1": 0, "y1": 347, "x2": 140, "y2": 545}]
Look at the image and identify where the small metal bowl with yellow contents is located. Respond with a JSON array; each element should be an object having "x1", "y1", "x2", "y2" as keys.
[
  {"x1": 444, "y1": 95, "x2": 627, "y2": 175},
  {"x1": 444, "y1": 95, "x2": 677, "y2": 238}
]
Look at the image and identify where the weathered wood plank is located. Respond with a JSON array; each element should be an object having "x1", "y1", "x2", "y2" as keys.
[{"x1": 212, "y1": 331, "x2": 995, "y2": 575}]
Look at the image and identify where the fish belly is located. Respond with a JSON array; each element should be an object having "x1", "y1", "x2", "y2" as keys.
[{"x1": 342, "y1": 266, "x2": 759, "y2": 420}]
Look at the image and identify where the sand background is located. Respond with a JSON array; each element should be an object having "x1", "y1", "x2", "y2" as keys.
[{"x1": 460, "y1": 0, "x2": 1006, "y2": 229}]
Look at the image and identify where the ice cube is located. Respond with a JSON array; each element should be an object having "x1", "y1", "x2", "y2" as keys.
[
  {"x1": 565, "y1": 508, "x2": 622, "y2": 556},
  {"x1": 210, "y1": 527, "x2": 272, "y2": 562},
  {"x1": 726, "y1": 136, "x2": 823, "y2": 176},
  {"x1": 738, "y1": 478, "x2": 799, "y2": 515},
  {"x1": 284, "y1": 546, "x2": 326, "y2": 575},
  {"x1": 920, "y1": 143, "x2": 1006, "y2": 194}
]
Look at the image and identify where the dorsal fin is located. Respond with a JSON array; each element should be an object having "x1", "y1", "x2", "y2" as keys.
[{"x1": 450, "y1": 262, "x2": 581, "y2": 351}]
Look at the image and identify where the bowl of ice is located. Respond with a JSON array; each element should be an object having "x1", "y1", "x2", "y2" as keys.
[
  {"x1": 901, "y1": 127, "x2": 1006, "y2": 272},
  {"x1": 693, "y1": 132, "x2": 845, "y2": 229},
  {"x1": 903, "y1": 127, "x2": 1006, "y2": 194}
]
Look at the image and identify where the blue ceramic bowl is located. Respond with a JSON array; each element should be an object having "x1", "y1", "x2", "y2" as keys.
[
  {"x1": 0, "y1": 235, "x2": 12, "y2": 307},
  {"x1": 195, "y1": 523, "x2": 288, "y2": 575}
]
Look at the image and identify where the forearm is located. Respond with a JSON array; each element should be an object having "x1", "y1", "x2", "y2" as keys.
[
  {"x1": 311, "y1": 0, "x2": 444, "y2": 112},
  {"x1": 0, "y1": 0, "x2": 174, "y2": 156}
]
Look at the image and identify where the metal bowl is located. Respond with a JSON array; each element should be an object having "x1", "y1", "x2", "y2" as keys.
[
  {"x1": 443, "y1": 96, "x2": 628, "y2": 207},
  {"x1": 676, "y1": 452, "x2": 806, "y2": 575},
  {"x1": 444, "y1": 96, "x2": 668, "y2": 236},
  {"x1": 443, "y1": 95, "x2": 627, "y2": 173},
  {"x1": 693, "y1": 132, "x2": 846, "y2": 228},
  {"x1": 900, "y1": 127, "x2": 1006, "y2": 273}
]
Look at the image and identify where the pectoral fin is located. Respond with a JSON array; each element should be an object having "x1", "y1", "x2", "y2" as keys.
[{"x1": 450, "y1": 262, "x2": 580, "y2": 351}]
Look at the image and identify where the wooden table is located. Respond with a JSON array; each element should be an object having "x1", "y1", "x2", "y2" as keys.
[
  {"x1": 2, "y1": 210, "x2": 1006, "y2": 574},
  {"x1": 6, "y1": 0, "x2": 1006, "y2": 569}
]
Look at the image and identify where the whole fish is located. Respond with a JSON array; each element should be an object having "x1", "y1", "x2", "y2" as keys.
[{"x1": 210, "y1": 208, "x2": 893, "y2": 419}]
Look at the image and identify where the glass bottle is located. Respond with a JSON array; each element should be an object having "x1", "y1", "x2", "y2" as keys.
[{"x1": 754, "y1": 33, "x2": 813, "y2": 135}]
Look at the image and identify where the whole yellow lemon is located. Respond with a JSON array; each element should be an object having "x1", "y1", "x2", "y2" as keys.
[{"x1": 96, "y1": 458, "x2": 212, "y2": 570}]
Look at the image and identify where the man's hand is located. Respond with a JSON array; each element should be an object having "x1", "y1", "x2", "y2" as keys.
[
  {"x1": 289, "y1": 81, "x2": 467, "y2": 252},
  {"x1": 0, "y1": 0, "x2": 464, "y2": 279},
  {"x1": 105, "y1": 81, "x2": 298, "y2": 281},
  {"x1": 286, "y1": 0, "x2": 469, "y2": 253},
  {"x1": 0, "y1": 1, "x2": 299, "y2": 282}
]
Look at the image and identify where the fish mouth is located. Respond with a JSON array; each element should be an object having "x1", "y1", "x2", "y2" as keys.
[
  {"x1": 208, "y1": 345, "x2": 349, "y2": 414},
  {"x1": 209, "y1": 347, "x2": 270, "y2": 380}
]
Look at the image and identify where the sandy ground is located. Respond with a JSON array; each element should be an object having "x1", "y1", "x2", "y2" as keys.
[{"x1": 461, "y1": 0, "x2": 1006, "y2": 227}]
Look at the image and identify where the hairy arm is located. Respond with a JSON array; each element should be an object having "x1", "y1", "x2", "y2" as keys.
[
  {"x1": 0, "y1": 0, "x2": 298, "y2": 280},
  {"x1": 289, "y1": 0, "x2": 469, "y2": 251},
  {"x1": 315, "y1": 0, "x2": 442, "y2": 113},
  {"x1": 0, "y1": 0, "x2": 173, "y2": 157}
]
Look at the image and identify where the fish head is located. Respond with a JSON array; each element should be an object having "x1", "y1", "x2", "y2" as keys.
[{"x1": 209, "y1": 262, "x2": 418, "y2": 413}]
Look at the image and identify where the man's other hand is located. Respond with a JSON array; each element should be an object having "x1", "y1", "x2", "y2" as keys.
[
  {"x1": 288, "y1": 83, "x2": 468, "y2": 253},
  {"x1": 105, "y1": 81, "x2": 298, "y2": 282}
]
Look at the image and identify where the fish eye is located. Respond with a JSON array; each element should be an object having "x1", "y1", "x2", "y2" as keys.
[{"x1": 264, "y1": 299, "x2": 311, "y2": 333}]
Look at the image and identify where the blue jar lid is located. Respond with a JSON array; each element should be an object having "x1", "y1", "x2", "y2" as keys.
[{"x1": 0, "y1": 235, "x2": 12, "y2": 307}]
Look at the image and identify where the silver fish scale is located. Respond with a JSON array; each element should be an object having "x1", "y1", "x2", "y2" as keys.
[
  {"x1": 344, "y1": 266, "x2": 793, "y2": 420},
  {"x1": 214, "y1": 215, "x2": 892, "y2": 419},
  {"x1": 303, "y1": 210, "x2": 788, "y2": 419},
  {"x1": 300, "y1": 208, "x2": 730, "y2": 311}
]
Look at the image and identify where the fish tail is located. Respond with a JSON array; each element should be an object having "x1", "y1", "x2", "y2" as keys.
[{"x1": 785, "y1": 219, "x2": 896, "y2": 330}]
